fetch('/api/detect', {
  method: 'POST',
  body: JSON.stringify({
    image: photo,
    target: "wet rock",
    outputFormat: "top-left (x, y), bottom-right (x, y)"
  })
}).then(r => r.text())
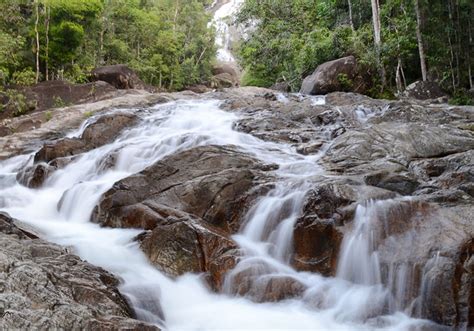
top-left (186, 84), bottom-right (211, 94)
top-left (300, 56), bottom-right (363, 95)
top-left (33, 112), bottom-right (138, 165)
top-left (364, 171), bottom-right (420, 195)
top-left (371, 201), bottom-right (474, 328)
top-left (140, 216), bottom-right (238, 289)
top-left (211, 63), bottom-right (240, 88)
top-left (211, 73), bottom-right (237, 88)
top-left (225, 262), bottom-right (306, 302)
top-left (287, 183), bottom-right (358, 275)
top-left (34, 138), bottom-right (86, 163)
top-left (92, 145), bottom-right (272, 233)
top-left (270, 82), bottom-right (291, 92)
top-left (0, 213), bottom-right (158, 330)
top-left (16, 162), bottom-right (53, 188)
top-left (293, 218), bottom-right (343, 276)
top-left (91, 65), bottom-right (146, 90)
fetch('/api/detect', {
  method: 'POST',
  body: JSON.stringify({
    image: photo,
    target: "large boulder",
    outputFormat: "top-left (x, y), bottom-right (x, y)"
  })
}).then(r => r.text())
top-left (300, 56), bottom-right (363, 95)
top-left (92, 145), bottom-right (273, 233)
top-left (91, 65), bottom-right (145, 90)
top-left (92, 145), bottom-right (273, 288)
top-left (0, 80), bottom-right (118, 121)
top-left (402, 81), bottom-right (447, 101)
top-left (210, 63), bottom-right (240, 88)
top-left (0, 213), bottom-right (158, 330)
top-left (28, 111), bottom-right (136, 170)
top-left (15, 112), bottom-right (138, 188)
top-left (139, 216), bottom-right (239, 291)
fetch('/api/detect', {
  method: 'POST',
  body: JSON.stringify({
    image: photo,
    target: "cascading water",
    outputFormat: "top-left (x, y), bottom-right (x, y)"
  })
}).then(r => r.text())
top-left (0, 98), bottom-right (437, 330)
top-left (211, 0), bottom-right (244, 62)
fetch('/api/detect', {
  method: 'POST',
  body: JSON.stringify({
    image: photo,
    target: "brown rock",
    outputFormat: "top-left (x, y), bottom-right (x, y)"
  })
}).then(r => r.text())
top-left (300, 56), bottom-right (363, 95)
top-left (140, 217), bottom-right (238, 290)
top-left (292, 218), bottom-right (343, 276)
top-left (33, 112), bottom-right (137, 164)
top-left (91, 65), bottom-right (145, 90)
top-left (92, 145), bottom-right (272, 233)
top-left (226, 263), bottom-right (306, 302)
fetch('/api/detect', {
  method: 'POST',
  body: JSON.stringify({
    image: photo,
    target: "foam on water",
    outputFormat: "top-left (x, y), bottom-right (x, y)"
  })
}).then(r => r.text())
top-left (0, 99), bottom-right (433, 330)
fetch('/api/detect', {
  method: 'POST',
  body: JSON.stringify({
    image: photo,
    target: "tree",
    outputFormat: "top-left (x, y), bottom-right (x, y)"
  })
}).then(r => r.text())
top-left (34, 0), bottom-right (40, 83)
top-left (414, 0), bottom-right (427, 81)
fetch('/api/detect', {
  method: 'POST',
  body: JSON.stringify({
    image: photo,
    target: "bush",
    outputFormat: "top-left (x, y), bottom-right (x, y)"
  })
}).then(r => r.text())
top-left (337, 73), bottom-right (353, 91)
top-left (449, 89), bottom-right (474, 106)
top-left (53, 96), bottom-right (66, 108)
top-left (2, 90), bottom-right (31, 116)
top-left (241, 68), bottom-right (273, 88)
top-left (11, 68), bottom-right (36, 86)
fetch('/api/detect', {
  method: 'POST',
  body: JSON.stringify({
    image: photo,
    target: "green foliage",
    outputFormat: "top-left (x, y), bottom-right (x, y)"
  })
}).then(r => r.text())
top-left (44, 110), bottom-right (52, 121)
top-left (0, 0), bottom-right (215, 91)
top-left (3, 90), bottom-right (30, 116)
top-left (237, 0), bottom-right (473, 97)
top-left (52, 95), bottom-right (66, 108)
top-left (241, 68), bottom-right (274, 88)
top-left (0, 30), bottom-right (25, 84)
top-left (449, 90), bottom-right (474, 106)
top-left (11, 68), bottom-right (36, 86)
top-left (337, 73), bottom-right (353, 91)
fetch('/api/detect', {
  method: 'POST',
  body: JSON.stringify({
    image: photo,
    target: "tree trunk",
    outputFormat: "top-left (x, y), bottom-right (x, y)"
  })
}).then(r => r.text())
top-left (34, 0), bottom-right (40, 83)
top-left (414, 0), bottom-right (427, 81)
top-left (371, 0), bottom-right (385, 89)
top-left (347, 0), bottom-right (354, 31)
top-left (469, 14), bottom-right (473, 89)
top-left (173, 0), bottom-right (180, 32)
top-left (45, 6), bottom-right (50, 81)
top-left (447, 0), bottom-right (457, 89)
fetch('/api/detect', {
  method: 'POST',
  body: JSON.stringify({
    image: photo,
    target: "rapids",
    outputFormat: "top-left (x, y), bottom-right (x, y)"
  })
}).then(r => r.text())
top-left (0, 99), bottom-right (437, 330)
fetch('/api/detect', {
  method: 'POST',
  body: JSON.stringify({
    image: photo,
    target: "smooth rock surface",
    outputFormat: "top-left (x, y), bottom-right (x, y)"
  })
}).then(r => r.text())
top-left (0, 213), bottom-right (158, 330)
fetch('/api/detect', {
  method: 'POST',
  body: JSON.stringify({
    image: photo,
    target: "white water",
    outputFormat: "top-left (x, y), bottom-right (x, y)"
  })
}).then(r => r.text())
top-left (0, 99), bottom-right (434, 330)
top-left (211, 0), bottom-right (244, 62)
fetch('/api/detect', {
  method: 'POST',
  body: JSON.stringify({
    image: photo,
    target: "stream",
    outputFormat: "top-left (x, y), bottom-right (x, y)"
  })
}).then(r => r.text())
top-left (0, 98), bottom-right (438, 330)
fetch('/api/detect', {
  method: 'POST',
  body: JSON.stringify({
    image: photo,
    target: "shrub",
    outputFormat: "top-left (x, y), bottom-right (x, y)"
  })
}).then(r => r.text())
top-left (12, 68), bottom-right (36, 86)
top-left (449, 89), bottom-right (474, 106)
top-left (53, 96), bottom-right (66, 108)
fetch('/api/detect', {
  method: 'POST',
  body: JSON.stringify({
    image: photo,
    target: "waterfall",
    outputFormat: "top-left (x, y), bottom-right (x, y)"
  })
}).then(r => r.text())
top-left (211, 0), bottom-right (245, 63)
top-left (0, 99), bottom-right (436, 330)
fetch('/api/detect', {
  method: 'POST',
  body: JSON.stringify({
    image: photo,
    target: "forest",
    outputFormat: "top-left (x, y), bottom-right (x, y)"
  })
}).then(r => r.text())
top-left (0, 0), bottom-right (473, 103)
top-left (0, 1), bottom-right (474, 330)
top-left (0, 0), bottom-right (215, 90)
top-left (238, 0), bottom-right (473, 101)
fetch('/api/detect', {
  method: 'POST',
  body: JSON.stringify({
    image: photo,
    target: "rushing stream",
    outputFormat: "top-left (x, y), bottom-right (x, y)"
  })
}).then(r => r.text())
top-left (0, 99), bottom-right (437, 330)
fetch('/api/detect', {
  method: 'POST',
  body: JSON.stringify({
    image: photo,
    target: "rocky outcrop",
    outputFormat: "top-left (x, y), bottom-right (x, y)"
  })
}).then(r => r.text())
top-left (4, 86), bottom-right (474, 327)
top-left (92, 145), bottom-right (273, 233)
top-left (92, 145), bottom-right (274, 288)
top-left (0, 213), bottom-right (158, 330)
top-left (16, 112), bottom-right (139, 187)
top-left (91, 65), bottom-right (146, 90)
top-left (299, 56), bottom-right (365, 95)
top-left (210, 63), bottom-right (240, 88)
top-left (139, 216), bottom-right (239, 291)
top-left (402, 81), bottom-right (447, 101)
top-left (0, 91), bottom-right (171, 160)
top-left (0, 81), bottom-right (119, 122)
top-left (214, 87), bottom-right (473, 325)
